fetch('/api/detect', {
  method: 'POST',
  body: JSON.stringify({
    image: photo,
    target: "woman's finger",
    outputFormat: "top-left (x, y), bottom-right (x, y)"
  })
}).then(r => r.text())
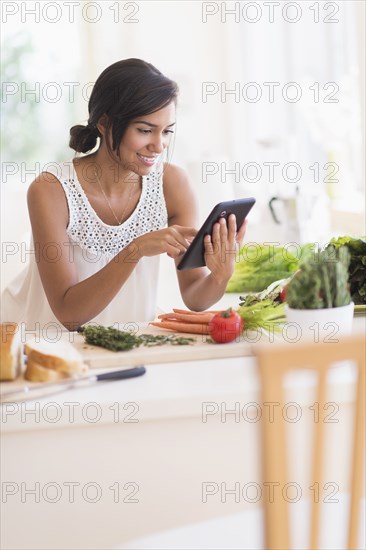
top-left (236, 219), bottom-right (248, 245)
top-left (227, 213), bottom-right (237, 242)
top-left (203, 234), bottom-right (214, 257)
top-left (219, 217), bottom-right (228, 243)
top-left (169, 235), bottom-right (188, 251)
top-left (211, 221), bottom-right (221, 244)
top-left (167, 240), bottom-right (185, 258)
top-left (170, 226), bottom-right (196, 249)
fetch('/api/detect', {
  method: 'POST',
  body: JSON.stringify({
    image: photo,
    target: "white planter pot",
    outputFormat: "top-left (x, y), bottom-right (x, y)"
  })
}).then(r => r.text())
top-left (284, 302), bottom-right (354, 342)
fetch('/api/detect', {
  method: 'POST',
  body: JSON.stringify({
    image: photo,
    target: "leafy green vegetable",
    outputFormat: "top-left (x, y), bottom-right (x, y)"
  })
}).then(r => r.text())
top-left (138, 334), bottom-right (195, 346)
top-left (329, 236), bottom-right (366, 305)
top-left (78, 325), bottom-right (195, 352)
top-left (226, 243), bottom-right (314, 293)
top-left (239, 277), bottom-right (292, 305)
top-left (286, 245), bottom-right (351, 309)
top-left (238, 298), bottom-right (286, 332)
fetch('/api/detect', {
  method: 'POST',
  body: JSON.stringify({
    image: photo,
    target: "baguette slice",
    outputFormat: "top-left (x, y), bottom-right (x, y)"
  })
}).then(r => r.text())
top-left (25, 338), bottom-right (88, 376)
top-left (0, 323), bottom-right (23, 381)
top-left (24, 360), bottom-right (68, 383)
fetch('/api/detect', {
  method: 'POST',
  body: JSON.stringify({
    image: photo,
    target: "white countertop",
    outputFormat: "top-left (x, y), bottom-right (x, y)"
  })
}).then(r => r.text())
top-left (1, 307), bottom-right (364, 550)
top-left (1, 288), bottom-right (364, 433)
top-left (1, 342), bottom-right (362, 433)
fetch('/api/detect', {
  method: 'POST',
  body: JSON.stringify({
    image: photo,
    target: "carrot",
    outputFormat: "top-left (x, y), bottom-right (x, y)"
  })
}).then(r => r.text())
top-left (149, 321), bottom-right (211, 335)
top-left (157, 315), bottom-right (179, 320)
top-left (158, 312), bottom-right (215, 323)
top-left (172, 308), bottom-right (222, 315)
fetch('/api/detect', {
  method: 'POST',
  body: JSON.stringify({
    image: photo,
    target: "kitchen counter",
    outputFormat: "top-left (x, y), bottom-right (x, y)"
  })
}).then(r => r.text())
top-left (1, 313), bottom-right (365, 550)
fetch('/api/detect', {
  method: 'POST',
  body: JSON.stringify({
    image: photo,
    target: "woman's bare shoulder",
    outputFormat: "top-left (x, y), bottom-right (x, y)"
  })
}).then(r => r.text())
top-left (27, 171), bottom-right (68, 222)
top-left (27, 171), bottom-right (64, 196)
top-left (162, 162), bottom-right (190, 186)
top-left (27, 171), bottom-right (69, 203)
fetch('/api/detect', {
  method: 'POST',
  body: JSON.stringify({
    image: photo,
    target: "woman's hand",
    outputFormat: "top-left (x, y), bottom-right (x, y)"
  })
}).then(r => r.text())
top-left (132, 225), bottom-right (198, 260)
top-left (203, 214), bottom-right (247, 284)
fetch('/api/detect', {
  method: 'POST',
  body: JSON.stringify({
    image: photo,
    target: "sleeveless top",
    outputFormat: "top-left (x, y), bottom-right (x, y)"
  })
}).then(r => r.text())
top-left (1, 161), bottom-right (168, 331)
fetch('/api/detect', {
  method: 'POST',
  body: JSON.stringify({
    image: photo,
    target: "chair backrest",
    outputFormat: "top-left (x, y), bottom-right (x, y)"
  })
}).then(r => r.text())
top-left (255, 334), bottom-right (365, 550)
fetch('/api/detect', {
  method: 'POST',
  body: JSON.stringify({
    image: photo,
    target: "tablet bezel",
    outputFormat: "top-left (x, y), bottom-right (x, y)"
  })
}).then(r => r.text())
top-left (177, 198), bottom-right (256, 271)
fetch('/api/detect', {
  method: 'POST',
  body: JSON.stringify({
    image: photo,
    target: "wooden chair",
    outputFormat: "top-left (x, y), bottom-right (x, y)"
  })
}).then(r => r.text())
top-left (115, 335), bottom-right (365, 550)
top-left (255, 334), bottom-right (365, 550)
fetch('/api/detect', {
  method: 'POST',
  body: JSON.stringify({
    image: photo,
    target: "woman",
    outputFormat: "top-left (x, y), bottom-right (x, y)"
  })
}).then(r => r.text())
top-left (2, 59), bottom-right (247, 331)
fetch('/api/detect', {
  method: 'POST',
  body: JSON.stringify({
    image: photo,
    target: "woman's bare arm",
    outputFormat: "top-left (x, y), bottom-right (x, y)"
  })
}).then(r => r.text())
top-left (28, 172), bottom-right (196, 330)
top-left (163, 164), bottom-right (247, 311)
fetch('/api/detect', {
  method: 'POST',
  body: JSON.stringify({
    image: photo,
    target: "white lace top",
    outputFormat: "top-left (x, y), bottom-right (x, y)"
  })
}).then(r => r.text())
top-left (1, 161), bottom-right (168, 330)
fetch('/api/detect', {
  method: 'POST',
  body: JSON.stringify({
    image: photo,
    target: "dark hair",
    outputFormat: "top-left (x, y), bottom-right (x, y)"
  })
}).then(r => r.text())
top-left (69, 58), bottom-right (178, 155)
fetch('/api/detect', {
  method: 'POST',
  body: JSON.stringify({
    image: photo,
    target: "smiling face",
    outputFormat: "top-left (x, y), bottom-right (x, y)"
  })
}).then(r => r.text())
top-left (117, 102), bottom-right (176, 176)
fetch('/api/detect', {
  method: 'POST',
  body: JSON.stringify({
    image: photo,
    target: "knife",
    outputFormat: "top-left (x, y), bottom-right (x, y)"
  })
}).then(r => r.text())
top-left (0, 366), bottom-right (146, 402)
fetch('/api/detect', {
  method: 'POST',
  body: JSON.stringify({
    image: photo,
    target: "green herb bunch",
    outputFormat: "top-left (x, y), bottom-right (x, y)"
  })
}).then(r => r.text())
top-left (78, 325), bottom-right (194, 352)
top-left (286, 245), bottom-right (352, 309)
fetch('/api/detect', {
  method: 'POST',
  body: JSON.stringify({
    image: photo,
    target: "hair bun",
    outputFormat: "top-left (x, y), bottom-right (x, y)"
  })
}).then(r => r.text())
top-left (69, 124), bottom-right (99, 153)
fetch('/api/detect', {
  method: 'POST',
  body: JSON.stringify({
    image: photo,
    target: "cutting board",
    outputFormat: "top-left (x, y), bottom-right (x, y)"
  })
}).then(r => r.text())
top-left (57, 323), bottom-right (275, 368)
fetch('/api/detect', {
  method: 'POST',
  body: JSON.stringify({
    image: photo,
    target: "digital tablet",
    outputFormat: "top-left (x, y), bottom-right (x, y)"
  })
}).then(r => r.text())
top-left (177, 198), bottom-right (256, 271)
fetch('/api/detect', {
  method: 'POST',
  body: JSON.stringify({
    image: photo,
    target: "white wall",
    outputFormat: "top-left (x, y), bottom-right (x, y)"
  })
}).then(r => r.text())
top-left (1, 1), bottom-right (365, 310)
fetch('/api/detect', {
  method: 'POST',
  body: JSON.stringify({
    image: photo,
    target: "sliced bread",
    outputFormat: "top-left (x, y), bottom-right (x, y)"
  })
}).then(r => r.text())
top-left (24, 338), bottom-right (88, 377)
top-left (0, 323), bottom-right (23, 381)
top-left (24, 360), bottom-right (68, 382)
